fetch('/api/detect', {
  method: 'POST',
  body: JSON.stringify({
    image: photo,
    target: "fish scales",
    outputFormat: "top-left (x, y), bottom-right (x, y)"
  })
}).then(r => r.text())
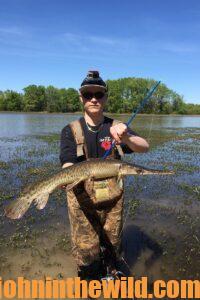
top-left (4, 159), bottom-right (173, 220)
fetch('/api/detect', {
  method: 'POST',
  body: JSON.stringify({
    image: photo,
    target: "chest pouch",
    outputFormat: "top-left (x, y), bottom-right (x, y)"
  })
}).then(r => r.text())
top-left (84, 177), bottom-right (123, 204)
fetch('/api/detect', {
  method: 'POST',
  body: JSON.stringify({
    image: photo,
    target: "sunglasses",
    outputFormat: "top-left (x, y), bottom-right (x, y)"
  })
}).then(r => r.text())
top-left (81, 91), bottom-right (106, 100)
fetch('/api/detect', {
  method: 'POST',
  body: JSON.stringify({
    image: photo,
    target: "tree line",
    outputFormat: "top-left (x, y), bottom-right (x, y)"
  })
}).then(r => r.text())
top-left (0, 78), bottom-right (199, 114)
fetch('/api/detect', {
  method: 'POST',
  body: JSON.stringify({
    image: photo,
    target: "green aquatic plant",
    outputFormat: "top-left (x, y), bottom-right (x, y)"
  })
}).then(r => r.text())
top-left (173, 163), bottom-right (200, 173)
top-left (34, 133), bottom-right (59, 143)
top-left (0, 161), bottom-right (9, 170)
top-left (129, 198), bottom-right (140, 217)
top-left (179, 183), bottom-right (200, 200)
top-left (56, 233), bottom-right (71, 252)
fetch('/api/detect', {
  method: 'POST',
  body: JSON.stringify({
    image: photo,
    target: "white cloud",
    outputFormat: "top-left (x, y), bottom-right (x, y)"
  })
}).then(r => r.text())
top-left (159, 42), bottom-right (199, 54)
top-left (0, 26), bottom-right (24, 36)
top-left (60, 32), bottom-right (123, 47)
top-left (88, 35), bottom-right (117, 46)
top-left (59, 31), bottom-right (200, 56)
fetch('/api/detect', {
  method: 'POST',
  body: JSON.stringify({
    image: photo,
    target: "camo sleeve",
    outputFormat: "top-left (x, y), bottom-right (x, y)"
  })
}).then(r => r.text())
top-left (60, 125), bottom-right (78, 166)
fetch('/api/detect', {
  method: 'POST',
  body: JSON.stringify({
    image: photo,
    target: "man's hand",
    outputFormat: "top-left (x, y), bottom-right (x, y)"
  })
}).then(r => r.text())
top-left (110, 122), bottom-right (149, 153)
top-left (110, 123), bottom-right (128, 144)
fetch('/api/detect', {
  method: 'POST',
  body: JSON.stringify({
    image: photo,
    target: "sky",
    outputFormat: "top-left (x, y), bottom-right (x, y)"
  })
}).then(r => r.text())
top-left (0, 0), bottom-right (200, 104)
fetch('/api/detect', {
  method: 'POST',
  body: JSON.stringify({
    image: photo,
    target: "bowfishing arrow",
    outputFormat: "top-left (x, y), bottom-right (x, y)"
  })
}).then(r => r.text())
top-left (103, 80), bottom-right (161, 159)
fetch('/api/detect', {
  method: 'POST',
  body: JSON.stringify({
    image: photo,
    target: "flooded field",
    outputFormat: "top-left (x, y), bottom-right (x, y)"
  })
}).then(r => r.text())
top-left (0, 113), bottom-right (199, 288)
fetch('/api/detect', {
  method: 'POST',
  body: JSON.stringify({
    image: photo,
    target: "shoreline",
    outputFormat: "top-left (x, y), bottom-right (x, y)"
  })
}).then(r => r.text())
top-left (0, 111), bottom-right (199, 117)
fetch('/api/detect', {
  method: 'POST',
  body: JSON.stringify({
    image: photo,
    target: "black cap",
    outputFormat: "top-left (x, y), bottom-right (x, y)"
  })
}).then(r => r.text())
top-left (79, 70), bottom-right (107, 92)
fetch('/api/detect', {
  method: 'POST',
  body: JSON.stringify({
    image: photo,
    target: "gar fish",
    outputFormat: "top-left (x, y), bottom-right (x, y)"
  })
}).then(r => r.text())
top-left (5, 158), bottom-right (173, 220)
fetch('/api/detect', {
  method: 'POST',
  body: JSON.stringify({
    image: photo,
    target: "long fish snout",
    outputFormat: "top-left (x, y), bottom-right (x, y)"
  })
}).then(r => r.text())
top-left (120, 163), bottom-right (138, 176)
top-left (120, 162), bottom-right (175, 176)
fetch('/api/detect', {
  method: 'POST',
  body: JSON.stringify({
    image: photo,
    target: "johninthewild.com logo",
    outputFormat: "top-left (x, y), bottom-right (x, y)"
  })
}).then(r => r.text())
top-left (0, 276), bottom-right (199, 299)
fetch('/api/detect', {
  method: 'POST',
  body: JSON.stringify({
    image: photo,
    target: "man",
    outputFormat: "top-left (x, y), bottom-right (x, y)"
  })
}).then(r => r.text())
top-left (60, 71), bottom-right (149, 280)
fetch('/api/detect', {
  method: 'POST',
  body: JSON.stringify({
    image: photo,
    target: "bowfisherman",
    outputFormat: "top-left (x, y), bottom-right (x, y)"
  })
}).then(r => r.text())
top-left (60, 71), bottom-right (149, 280)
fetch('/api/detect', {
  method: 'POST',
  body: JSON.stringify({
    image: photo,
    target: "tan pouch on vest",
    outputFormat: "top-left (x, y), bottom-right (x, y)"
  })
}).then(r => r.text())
top-left (84, 177), bottom-right (123, 204)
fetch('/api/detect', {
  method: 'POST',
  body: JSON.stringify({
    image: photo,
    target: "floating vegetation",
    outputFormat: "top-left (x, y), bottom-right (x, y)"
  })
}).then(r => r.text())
top-left (56, 233), bottom-right (71, 252)
top-left (129, 199), bottom-right (140, 218)
top-left (0, 114), bottom-right (199, 280)
top-left (172, 163), bottom-right (200, 173)
top-left (34, 133), bottom-right (60, 143)
top-left (0, 161), bottom-right (10, 170)
top-left (179, 183), bottom-right (200, 200)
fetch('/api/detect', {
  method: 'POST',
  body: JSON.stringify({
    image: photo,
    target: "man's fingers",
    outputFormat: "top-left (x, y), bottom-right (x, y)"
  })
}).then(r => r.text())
top-left (110, 123), bottom-right (128, 144)
top-left (110, 127), bottom-right (121, 144)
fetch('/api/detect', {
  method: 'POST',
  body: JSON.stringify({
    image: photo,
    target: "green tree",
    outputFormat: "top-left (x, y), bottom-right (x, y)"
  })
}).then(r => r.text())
top-left (181, 103), bottom-right (200, 115)
top-left (45, 86), bottom-right (60, 112)
top-left (23, 85), bottom-right (46, 111)
top-left (106, 80), bottom-right (124, 113)
top-left (3, 90), bottom-right (23, 111)
top-left (0, 91), bottom-right (5, 111)
top-left (106, 78), bottom-right (184, 114)
top-left (59, 88), bottom-right (80, 112)
top-left (0, 77), bottom-right (198, 114)
top-left (171, 92), bottom-right (185, 113)
top-left (65, 88), bottom-right (80, 112)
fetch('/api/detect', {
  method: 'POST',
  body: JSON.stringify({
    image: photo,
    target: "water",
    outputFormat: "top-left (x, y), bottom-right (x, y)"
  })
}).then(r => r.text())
top-left (0, 112), bottom-right (199, 284)
top-left (0, 113), bottom-right (199, 138)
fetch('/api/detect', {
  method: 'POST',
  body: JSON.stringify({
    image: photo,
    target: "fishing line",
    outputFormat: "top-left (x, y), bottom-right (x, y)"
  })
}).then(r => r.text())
top-left (119, 91), bottom-right (160, 259)
top-left (104, 81), bottom-right (161, 278)
top-left (103, 81), bottom-right (161, 159)
top-left (147, 92), bottom-right (159, 144)
top-left (105, 81), bottom-right (161, 242)
top-left (147, 114), bottom-right (154, 143)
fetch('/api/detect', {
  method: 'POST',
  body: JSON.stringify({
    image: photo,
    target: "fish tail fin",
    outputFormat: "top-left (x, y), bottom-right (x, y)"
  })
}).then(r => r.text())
top-left (4, 196), bottom-right (33, 220)
top-left (34, 193), bottom-right (50, 210)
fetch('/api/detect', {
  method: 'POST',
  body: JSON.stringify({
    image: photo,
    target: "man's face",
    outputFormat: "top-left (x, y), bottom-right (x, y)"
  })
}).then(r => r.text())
top-left (79, 86), bottom-right (107, 115)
